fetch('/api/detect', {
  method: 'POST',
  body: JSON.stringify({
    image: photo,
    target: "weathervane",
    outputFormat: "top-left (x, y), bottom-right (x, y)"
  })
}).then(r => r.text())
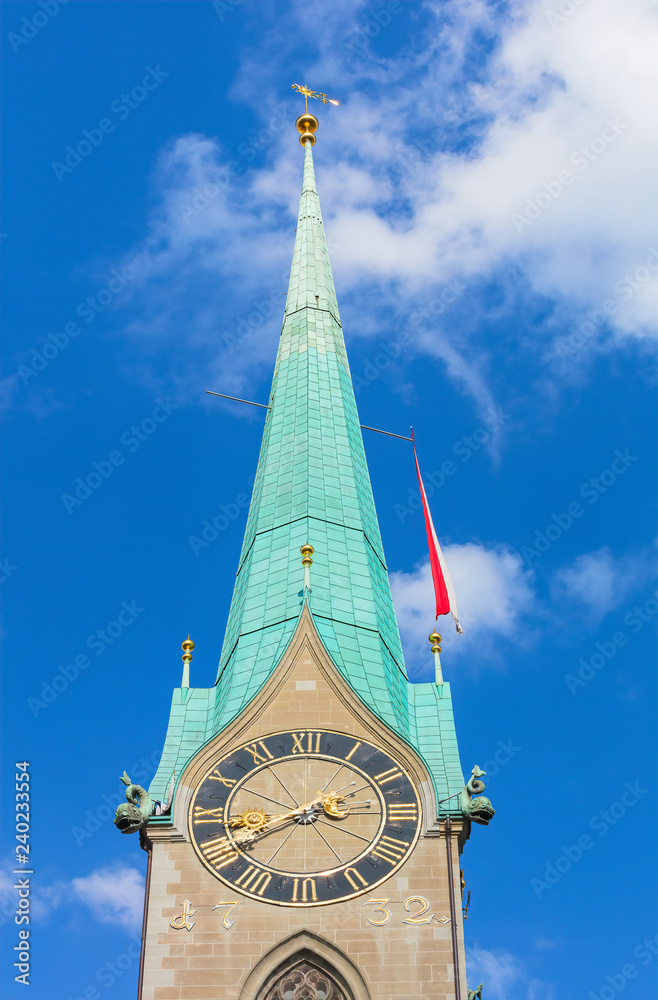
top-left (291, 84), bottom-right (340, 146)
top-left (291, 83), bottom-right (340, 113)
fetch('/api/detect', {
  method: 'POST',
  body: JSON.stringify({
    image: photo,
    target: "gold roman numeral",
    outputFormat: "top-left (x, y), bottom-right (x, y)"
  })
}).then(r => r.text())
top-left (345, 741), bottom-right (361, 761)
top-left (374, 767), bottom-right (402, 786)
top-left (201, 836), bottom-right (239, 868)
top-left (291, 732), bottom-right (322, 753)
top-left (372, 835), bottom-right (408, 865)
top-left (233, 866), bottom-right (272, 896)
top-left (388, 803), bottom-right (418, 821)
top-left (344, 867), bottom-right (368, 891)
top-left (244, 740), bottom-right (274, 764)
top-left (291, 877), bottom-right (317, 902)
top-left (193, 806), bottom-right (224, 824)
top-left (208, 770), bottom-right (236, 787)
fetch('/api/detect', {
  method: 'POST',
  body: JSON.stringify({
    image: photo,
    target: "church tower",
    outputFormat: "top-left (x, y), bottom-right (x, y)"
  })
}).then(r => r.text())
top-left (115, 106), bottom-right (493, 1000)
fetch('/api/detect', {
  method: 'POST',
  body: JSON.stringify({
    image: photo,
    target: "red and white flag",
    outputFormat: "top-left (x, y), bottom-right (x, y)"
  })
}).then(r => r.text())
top-left (412, 437), bottom-right (463, 634)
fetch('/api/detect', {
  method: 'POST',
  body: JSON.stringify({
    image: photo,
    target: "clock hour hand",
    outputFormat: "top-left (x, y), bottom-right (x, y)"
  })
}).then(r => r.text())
top-left (228, 803), bottom-right (309, 843)
top-left (228, 808), bottom-right (272, 830)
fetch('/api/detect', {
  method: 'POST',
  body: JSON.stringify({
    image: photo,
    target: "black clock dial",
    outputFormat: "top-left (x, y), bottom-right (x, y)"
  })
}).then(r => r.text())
top-left (189, 729), bottom-right (422, 906)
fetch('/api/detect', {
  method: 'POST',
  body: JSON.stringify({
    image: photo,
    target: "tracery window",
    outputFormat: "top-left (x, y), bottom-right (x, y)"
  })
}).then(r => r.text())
top-left (261, 960), bottom-right (348, 1000)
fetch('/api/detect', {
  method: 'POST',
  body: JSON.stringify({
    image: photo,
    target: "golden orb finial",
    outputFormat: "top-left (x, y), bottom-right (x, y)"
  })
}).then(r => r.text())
top-left (296, 113), bottom-right (318, 135)
top-left (429, 631), bottom-right (443, 685)
top-left (296, 113), bottom-right (318, 146)
top-left (301, 543), bottom-right (314, 595)
top-left (429, 631), bottom-right (442, 654)
top-left (181, 636), bottom-right (194, 689)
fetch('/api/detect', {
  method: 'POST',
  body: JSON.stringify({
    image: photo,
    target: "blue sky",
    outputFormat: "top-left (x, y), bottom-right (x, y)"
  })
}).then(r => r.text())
top-left (1, 1), bottom-right (657, 998)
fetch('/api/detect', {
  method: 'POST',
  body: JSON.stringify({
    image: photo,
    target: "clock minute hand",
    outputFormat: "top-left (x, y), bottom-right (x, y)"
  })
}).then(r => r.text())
top-left (308, 790), bottom-right (350, 819)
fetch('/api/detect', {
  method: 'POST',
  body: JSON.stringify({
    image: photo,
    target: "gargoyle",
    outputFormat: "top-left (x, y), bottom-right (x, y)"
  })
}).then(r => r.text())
top-left (467, 984), bottom-right (483, 1000)
top-left (114, 771), bottom-right (174, 834)
top-left (460, 766), bottom-right (495, 826)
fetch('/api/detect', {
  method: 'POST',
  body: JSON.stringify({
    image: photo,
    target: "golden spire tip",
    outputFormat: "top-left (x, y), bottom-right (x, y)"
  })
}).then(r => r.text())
top-left (291, 83), bottom-right (340, 145)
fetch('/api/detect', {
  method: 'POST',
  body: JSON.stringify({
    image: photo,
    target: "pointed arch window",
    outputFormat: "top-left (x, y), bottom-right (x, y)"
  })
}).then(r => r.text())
top-left (259, 959), bottom-right (349, 1000)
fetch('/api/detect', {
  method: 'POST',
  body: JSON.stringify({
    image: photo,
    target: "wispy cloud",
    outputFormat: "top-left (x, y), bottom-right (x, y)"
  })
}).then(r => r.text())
top-left (390, 542), bottom-right (537, 672)
top-left (551, 544), bottom-right (657, 622)
top-left (89, 0), bottom-right (655, 422)
top-left (233, 0), bottom-right (658, 331)
top-left (466, 943), bottom-right (554, 1000)
top-left (72, 864), bottom-right (144, 931)
top-left (0, 860), bottom-right (144, 932)
top-left (0, 859), bottom-right (67, 927)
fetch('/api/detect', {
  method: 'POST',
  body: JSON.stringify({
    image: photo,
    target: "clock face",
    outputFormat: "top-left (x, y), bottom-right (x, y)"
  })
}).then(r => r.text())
top-left (189, 729), bottom-right (422, 906)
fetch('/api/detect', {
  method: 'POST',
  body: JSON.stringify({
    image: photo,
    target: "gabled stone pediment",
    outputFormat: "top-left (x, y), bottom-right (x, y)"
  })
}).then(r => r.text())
top-left (149, 605), bottom-right (439, 846)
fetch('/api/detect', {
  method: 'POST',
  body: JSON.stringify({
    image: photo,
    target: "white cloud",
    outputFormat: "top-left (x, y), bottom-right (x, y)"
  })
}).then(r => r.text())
top-left (0, 859), bottom-right (67, 927)
top-left (551, 545), bottom-right (656, 620)
top-left (0, 373), bottom-right (68, 419)
top-left (0, 859), bottom-right (144, 931)
top-left (390, 542), bottom-right (536, 671)
top-left (112, 131), bottom-right (295, 403)
top-left (72, 864), bottom-right (144, 932)
top-left (251, 0), bottom-right (658, 338)
top-left (330, 0), bottom-right (658, 335)
top-left (84, 0), bottom-right (657, 418)
top-left (466, 944), bottom-right (554, 1000)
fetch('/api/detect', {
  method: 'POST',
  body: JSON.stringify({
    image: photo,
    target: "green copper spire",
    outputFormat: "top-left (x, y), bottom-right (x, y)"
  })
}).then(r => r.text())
top-left (149, 127), bottom-right (465, 812)
top-left (212, 136), bottom-right (409, 733)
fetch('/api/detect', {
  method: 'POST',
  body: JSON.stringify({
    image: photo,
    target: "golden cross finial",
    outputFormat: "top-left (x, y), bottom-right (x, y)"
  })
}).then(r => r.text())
top-left (291, 83), bottom-right (340, 114)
